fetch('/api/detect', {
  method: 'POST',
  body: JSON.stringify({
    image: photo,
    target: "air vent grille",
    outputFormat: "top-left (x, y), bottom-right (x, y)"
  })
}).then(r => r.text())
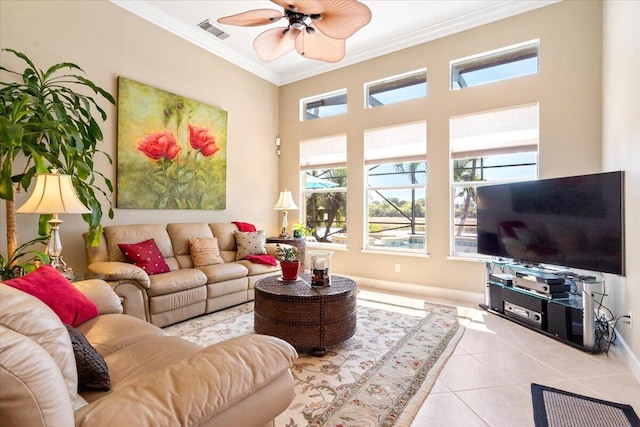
top-left (198, 19), bottom-right (230, 40)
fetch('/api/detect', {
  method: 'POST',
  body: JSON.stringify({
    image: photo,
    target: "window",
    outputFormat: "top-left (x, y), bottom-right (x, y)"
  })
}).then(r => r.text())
top-left (300, 135), bottom-right (347, 245)
top-left (365, 69), bottom-right (427, 108)
top-left (451, 40), bottom-right (539, 90)
top-left (364, 121), bottom-right (427, 252)
top-left (300, 89), bottom-right (347, 121)
top-left (450, 103), bottom-right (539, 256)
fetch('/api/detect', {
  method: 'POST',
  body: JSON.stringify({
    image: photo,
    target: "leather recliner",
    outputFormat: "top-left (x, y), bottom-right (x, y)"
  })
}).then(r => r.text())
top-left (0, 279), bottom-right (298, 427)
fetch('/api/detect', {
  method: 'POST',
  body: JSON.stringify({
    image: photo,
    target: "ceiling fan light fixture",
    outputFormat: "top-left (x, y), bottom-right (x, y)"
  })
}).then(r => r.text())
top-left (218, 0), bottom-right (370, 63)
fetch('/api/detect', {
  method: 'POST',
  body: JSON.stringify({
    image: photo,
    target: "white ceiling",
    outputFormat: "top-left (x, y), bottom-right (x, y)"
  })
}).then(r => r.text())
top-left (111, 0), bottom-right (557, 86)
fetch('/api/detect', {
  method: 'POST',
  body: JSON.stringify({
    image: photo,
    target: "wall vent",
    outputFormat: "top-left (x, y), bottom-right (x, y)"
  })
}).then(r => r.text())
top-left (197, 19), bottom-right (230, 40)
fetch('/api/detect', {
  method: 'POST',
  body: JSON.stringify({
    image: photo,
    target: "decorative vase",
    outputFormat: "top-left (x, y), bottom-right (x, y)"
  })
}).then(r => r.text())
top-left (280, 261), bottom-right (300, 281)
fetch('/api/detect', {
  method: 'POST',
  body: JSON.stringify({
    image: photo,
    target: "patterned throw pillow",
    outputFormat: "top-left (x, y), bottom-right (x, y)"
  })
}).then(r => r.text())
top-left (3, 265), bottom-right (99, 327)
top-left (117, 239), bottom-right (170, 275)
top-left (189, 237), bottom-right (224, 267)
top-left (235, 230), bottom-right (267, 260)
top-left (65, 324), bottom-right (111, 391)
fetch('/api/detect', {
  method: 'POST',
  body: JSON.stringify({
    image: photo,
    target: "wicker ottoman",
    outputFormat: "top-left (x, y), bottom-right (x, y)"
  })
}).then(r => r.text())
top-left (254, 274), bottom-right (357, 356)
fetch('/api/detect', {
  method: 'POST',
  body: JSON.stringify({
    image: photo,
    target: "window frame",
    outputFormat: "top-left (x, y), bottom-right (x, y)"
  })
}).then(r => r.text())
top-left (300, 134), bottom-right (348, 247)
top-left (450, 39), bottom-right (539, 90)
top-left (364, 68), bottom-right (427, 109)
top-left (299, 88), bottom-right (347, 121)
top-left (449, 104), bottom-right (539, 258)
top-left (363, 121), bottom-right (428, 254)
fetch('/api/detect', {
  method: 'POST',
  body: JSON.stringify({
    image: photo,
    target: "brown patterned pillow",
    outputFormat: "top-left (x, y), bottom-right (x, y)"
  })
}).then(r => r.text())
top-left (189, 237), bottom-right (224, 267)
top-left (65, 324), bottom-right (110, 391)
top-left (234, 230), bottom-right (267, 260)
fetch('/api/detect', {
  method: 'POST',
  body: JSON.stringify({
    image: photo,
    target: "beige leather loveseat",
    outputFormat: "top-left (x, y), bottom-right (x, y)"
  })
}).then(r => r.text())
top-left (0, 279), bottom-right (298, 427)
top-left (85, 223), bottom-right (283, 326)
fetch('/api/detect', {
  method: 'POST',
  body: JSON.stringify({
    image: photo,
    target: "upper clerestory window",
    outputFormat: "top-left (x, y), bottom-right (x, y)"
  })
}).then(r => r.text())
top-left (365, 69), bottom-right (427, 108)
top-left (300, 89), bottom-right (347, 121)
top-left (451, 40), bottom-right (539, 90)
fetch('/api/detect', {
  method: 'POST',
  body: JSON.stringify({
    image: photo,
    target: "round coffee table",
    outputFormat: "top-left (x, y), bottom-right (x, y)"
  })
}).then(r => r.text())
top-left (254, 273), bottom-right (357, 356)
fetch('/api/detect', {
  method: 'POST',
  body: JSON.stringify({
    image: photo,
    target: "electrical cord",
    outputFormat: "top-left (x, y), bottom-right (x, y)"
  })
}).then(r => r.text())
top-left (604, 315), bottom-right (631, 354)
top-left (592, 291), bottom-right (615, 321)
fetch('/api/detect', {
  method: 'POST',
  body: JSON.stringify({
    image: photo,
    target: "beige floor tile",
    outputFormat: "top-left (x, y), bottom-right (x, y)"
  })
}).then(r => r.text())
top-left (456, 327), bottom-right (517, 354)
top-left (456, 386), bottom-right (535, 427)
top-left (493, 324), bottom-right (566, 351)
top-left (411, 392), bottom-right (488, 427)
top-left (471, 309), bottom-right (520, 331)
top-left (471, 350), bottom-right (569, 385)
top-left (577, 373), bottom-right (640, 412)
top-left (437, 354), bottom-right (515, 391)
top-left (515, 379), bottom-right (606, 401)
top-left (430, 379), bottom-right (452, 394)
top-left (526, 344), bottom-right (624, 379)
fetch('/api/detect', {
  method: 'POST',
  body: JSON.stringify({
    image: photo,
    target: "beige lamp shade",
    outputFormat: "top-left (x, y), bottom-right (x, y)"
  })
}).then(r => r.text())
top-left (274, 190), bottom-right (298, 238)
top-left (17, 172), bottom-right (91, 214)
top-left (273, 190), bottom-right (299, 211)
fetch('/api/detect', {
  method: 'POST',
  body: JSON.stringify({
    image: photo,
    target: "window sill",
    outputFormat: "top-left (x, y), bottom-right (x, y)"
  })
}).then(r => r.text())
top-left (361, 249), bottom-right (430, 258)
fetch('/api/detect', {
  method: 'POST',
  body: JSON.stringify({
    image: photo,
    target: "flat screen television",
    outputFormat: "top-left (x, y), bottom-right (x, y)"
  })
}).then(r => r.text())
top-left (476, 171), bottom-right (625, 275)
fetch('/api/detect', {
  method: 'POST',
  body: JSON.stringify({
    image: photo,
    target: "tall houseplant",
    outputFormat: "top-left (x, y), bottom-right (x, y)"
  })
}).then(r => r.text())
top-left (0, 49), bottom-right (115, 262)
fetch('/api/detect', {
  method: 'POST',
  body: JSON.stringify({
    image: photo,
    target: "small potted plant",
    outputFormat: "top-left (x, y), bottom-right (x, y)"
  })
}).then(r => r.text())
top-left (275, 244), bottom-right (299, 281)
top-left (292, 223), bottom-right (315, 240)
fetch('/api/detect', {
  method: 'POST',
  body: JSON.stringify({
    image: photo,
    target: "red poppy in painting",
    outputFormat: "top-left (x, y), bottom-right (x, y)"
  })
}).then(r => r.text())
top-left (188, 124), bottom-right (220, 157)
top-left (137, 131), bottom-right (181, 160)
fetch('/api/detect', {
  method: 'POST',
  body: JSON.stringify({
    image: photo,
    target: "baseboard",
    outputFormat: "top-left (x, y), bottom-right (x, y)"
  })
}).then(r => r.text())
top-left (610, 332), bottom-right (640, 384)
top-left (347, 275), bottom-right (485, 306)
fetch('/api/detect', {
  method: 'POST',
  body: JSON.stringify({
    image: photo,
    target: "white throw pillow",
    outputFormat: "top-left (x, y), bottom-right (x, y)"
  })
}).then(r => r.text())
top-left (234, 230), bottom-right (267, 260)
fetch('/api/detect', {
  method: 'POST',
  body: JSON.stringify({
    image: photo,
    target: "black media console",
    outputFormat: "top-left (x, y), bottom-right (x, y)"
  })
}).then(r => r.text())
top-left (481, 261), bottom-right (604, 353)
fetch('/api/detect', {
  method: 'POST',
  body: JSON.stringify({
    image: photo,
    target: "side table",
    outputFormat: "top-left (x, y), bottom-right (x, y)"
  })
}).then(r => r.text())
top-left (266, 236), bottom-right (305, 273)
top-left (254, 274), bottom-right (357, 356)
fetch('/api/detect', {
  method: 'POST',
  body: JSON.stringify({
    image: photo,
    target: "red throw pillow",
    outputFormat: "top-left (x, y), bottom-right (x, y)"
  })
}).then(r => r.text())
top-left (118, 239), bottom-right (170, 275)
top-left (3, 265), bottom-right (99, 327)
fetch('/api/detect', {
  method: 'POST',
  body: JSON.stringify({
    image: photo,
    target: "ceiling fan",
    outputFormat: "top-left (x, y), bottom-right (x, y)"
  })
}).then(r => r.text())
top-left (217, 0), bottom-right (372, 63)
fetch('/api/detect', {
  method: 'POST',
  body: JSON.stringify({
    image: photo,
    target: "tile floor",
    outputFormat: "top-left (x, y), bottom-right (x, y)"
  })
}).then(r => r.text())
top-left (359, 287), bottom-right (640, 427)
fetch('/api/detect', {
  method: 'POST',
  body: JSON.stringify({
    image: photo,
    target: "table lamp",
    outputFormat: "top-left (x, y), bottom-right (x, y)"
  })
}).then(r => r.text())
top-left (273, 190), bottom-right (298, 238)
top-left (17, 169), bottom-right (91, 278)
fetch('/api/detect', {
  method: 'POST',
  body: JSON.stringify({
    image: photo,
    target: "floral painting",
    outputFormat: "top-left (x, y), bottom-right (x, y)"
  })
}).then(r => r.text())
top-left (117, 77), bottom-right (227, 209)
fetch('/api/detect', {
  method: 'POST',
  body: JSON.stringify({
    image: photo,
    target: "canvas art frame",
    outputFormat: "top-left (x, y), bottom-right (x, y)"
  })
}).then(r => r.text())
top-left (117, 77), bottom-right (227, 209)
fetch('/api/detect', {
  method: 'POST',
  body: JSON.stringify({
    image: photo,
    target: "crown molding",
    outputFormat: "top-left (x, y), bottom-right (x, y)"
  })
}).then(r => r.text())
top-left (278, 1), bottom-right (559, 85)
top-left (110, 0), bottom-right (282, 85)
top-left (111, 0), bottom-right (559, 87)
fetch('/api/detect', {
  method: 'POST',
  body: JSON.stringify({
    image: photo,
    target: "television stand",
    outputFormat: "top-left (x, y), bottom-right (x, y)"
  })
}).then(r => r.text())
top-left (481, 261), bottom-right (604, 353)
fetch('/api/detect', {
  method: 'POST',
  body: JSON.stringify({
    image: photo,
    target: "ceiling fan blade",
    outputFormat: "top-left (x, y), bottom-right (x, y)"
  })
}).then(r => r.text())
top-left (294, 30), bottom-right (345, 63)
top-left (312, 0), bottom-right (372, 39)
top-left (254, 27), bottom-right (299, 62)
top-left (271, 0), bottom-right (325, 15)
top-left (217, 9), bottom-right (283, 27)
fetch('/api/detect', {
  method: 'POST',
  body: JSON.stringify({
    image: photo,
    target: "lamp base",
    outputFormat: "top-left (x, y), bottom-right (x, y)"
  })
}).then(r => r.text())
top-left (50, 255), bottom-right (75, 281)
top-left (279, 228), bottom-right (291, 239)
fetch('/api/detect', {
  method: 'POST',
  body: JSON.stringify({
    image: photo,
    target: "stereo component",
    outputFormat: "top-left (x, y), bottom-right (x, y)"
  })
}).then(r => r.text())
top-left (504, 301), bottom-right (543, 327)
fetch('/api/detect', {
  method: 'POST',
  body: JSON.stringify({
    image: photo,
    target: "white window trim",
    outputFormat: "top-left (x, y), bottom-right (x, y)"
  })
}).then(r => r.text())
top-left (364, 68), bottom-right (427, 109)
top-left (299, 88), bottom-right (347, 122)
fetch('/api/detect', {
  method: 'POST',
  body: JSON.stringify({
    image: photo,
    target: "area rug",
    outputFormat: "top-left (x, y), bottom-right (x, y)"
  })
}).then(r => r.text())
top-left (165, 293), bottom-right (464, 427)
top-left (531, 383), bottom-right (640, 427)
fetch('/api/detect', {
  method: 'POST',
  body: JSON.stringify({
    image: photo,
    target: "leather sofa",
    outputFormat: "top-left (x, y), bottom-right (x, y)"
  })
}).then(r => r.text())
top-left (85, 223), bottom-right (284, 327)
top-left (0, 279), bottom-right (298, 427)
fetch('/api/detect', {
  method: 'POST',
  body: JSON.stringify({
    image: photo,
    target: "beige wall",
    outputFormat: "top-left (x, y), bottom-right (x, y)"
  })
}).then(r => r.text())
top-left (0, 0), bottom-right (281, 275)
top-left (602, 0), bottom-right (640, 367)
top-left (278, 1), bottom-right (603, 295)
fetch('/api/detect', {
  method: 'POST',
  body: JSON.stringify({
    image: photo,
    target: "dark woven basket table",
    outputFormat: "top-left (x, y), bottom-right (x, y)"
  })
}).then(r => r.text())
top-left (254, 273), bottom-right (357, 356)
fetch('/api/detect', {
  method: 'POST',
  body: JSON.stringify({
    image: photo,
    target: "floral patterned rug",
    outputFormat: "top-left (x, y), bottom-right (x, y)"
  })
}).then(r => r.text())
top-left (165, 291), bottom-right (464, 427)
